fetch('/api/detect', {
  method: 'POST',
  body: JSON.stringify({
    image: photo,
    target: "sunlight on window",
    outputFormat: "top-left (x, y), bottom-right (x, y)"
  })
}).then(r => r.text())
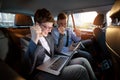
top-left (0, 12), bottom-right (15, 27)
top-left (78, 12), bottom-right (97, 25)
top-left (68, 11), bottom-right (97, 30)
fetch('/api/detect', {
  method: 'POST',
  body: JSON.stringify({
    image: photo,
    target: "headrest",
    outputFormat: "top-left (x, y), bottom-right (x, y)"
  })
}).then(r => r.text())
top-left (15, 14), bottom-right (33, 26)
top-left (109, 0), bottom-right (120, 19)
top-left (93, 14), bottom-right (104, 26)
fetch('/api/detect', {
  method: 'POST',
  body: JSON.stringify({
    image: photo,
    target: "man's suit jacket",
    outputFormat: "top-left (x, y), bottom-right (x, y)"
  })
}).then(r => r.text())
top-left (21, 34), bottom-right (55, 75)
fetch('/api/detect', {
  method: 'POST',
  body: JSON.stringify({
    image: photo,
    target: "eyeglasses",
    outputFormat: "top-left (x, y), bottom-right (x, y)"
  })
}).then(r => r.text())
top-left (42, 25), bottom-right (53, 30)
top-left (39, 24), bottom-right (53, 30)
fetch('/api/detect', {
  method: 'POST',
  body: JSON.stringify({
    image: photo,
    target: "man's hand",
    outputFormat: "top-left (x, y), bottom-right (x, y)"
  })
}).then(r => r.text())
top-left (58, 26), bottom-right (65, 35)
top-left (30, 24), bottom-right (43, 44)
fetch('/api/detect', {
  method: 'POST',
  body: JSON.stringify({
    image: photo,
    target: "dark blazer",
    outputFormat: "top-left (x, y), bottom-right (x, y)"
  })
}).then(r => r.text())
top-left (22, 34), bottom-right (55, 76)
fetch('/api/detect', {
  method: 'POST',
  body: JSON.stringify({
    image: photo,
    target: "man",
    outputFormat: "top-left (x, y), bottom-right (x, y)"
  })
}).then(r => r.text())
top-left (22, 8), bottom-right (97, 80)
top-left (51, 12), bottom-right (93, 63)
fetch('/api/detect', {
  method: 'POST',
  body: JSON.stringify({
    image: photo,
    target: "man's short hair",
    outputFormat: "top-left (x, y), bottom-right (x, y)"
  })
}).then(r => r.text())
top-left (34, 8), bottom-right (54, 24)
top-left (57, 12), bottom-right (67, 20)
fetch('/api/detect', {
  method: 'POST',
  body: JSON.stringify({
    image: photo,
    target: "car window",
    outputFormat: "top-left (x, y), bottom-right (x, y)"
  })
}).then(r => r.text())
top-left (68, 11), bottom-right (97, 31)
top-left (0, 13), bottom-right (15, 27)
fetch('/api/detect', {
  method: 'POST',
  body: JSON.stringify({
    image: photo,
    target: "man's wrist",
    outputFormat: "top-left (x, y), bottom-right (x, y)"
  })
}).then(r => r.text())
top-left (31, 38), bottom-right (39, 44)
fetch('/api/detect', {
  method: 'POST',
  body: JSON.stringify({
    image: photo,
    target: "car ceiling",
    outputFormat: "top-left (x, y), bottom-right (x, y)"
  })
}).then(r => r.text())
top-left (0, 0), bottom-right (115, 17)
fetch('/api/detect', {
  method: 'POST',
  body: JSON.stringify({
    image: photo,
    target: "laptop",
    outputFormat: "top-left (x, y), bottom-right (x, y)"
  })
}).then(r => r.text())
top-left (61, 41), bottom-right (84, 56)
top-left (37, 55), bottom-right (70, 75)
top-left (36, 41), bottom-right (82, 75)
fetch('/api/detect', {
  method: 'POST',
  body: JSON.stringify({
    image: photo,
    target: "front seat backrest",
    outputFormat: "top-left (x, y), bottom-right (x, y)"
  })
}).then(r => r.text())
top-left (106, 0), bottom-right (120, 79)
top-left (106, 26), bottom-right (120, 80)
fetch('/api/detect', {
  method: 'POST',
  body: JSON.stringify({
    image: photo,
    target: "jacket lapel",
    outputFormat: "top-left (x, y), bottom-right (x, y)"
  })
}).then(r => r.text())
top-left (45, 35), bottom-right (54, 57)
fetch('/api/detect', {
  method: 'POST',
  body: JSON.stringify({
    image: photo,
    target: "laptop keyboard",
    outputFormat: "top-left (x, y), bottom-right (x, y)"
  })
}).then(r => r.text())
top-left (49, 56), bottom-right (67, 71)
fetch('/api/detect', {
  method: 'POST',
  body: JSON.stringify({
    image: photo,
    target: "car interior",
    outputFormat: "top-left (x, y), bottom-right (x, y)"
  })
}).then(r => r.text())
top-left (0, 0), bottom-right (120, 80)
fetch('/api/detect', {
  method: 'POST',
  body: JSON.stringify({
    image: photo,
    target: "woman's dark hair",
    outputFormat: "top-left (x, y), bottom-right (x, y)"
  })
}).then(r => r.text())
top-left (34, 8), bottom-right (54, 24)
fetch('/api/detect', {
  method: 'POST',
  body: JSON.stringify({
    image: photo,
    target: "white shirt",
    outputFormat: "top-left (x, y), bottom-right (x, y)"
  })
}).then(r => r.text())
top-left (39, 36), bottom-right (50, 62)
